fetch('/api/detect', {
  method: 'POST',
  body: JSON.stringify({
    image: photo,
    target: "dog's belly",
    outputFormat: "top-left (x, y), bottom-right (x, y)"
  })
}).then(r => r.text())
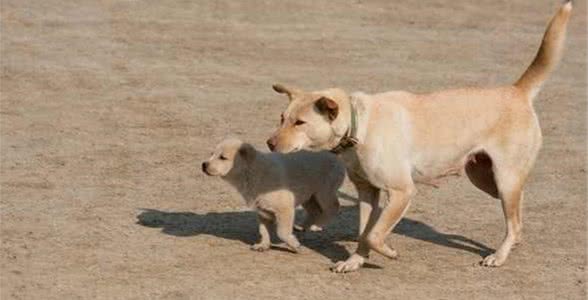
top-left (411, 151), bottom-right (477, 187)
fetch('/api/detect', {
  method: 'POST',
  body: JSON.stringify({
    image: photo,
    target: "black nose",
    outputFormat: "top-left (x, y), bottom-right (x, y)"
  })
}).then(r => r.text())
top-left (266, 138), bottom-right (276, 151)
top-left (201, 162), bottom-right (208, 172)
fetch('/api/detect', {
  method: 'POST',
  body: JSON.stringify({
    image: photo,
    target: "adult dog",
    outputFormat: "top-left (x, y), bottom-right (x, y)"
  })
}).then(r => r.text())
top-left (266, 1), bottom-right (572, 272)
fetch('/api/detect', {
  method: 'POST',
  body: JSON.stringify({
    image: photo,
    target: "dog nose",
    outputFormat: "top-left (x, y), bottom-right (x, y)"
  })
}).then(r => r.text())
top-left (266, 138), bottom-right (276, 151)
top-left (201, 162), bottom-right (208, 172)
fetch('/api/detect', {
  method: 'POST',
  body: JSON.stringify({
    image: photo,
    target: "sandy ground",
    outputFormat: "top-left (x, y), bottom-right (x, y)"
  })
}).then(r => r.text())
top-left (1, 0), bottom-right (586, 299)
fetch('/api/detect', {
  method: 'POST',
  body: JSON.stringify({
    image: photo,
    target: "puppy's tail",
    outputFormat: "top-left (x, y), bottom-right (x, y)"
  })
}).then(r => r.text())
top-left (514, 1), bottom-right (572, 100)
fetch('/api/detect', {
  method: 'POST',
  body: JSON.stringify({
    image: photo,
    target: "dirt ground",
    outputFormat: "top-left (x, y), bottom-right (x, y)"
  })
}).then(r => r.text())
top-left (1, 0), bottom-right (586, 299)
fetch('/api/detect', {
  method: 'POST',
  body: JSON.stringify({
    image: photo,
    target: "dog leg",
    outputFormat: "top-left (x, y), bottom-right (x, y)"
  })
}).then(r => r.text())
top-left (275, 208), bottom-right (301, 253)
top-left (306, 192), bottom-right (340, 230)
top-left (299, 197), bottom-right (324, 232)
top-left (332, 185), bottom-right (408, 272)
top-left (364, 188), bottom-right (412, 259)
top-left (331, 183), bottom-right (380, 273)
top-left (482, 177), bottom-right (524, 267)
top-left (357, 184), bottom-right (381, 237)
top-left (251, 215), bottom-right (272, 252)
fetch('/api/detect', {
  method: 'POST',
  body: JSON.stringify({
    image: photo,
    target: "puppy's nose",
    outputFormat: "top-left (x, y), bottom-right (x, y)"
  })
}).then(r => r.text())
top-left (201, 162), bottom-right (209, 172)
top-left (266, 138), bottom-right (276, 151)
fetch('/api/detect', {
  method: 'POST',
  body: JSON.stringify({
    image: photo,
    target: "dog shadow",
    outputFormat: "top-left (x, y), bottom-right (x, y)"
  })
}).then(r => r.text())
top-left (137, 207), bottom-right (354, 263)
top-left (137, 197), bottom-right (493, 264)
top-left (337, 191), bottom-right (494, 257)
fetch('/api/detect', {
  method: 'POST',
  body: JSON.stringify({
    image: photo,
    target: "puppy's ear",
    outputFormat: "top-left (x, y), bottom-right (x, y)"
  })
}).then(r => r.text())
top-left (315, 97), bottom-right (339, 121)
top-left (272, 84), bottom-right (300, 101)
top-left (238, 143), bottom-right (257, 162)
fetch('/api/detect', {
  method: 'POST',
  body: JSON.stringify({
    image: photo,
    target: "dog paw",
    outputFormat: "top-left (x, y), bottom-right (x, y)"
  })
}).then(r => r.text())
top-left (308, 225), bottom-right (323, 232)
top-left (286, 242), bottom-right (301, 253)
top-left (481, 253), bottom-right (506, 267)
top-left (293, 224), bottom-right (323, 232)
top-left (290, 246), bottom-right (306, 254)
top-left (331, 254), bottom-right (365, 273)
top-left (366, 234), bottom-right (398, 259)
top-left (250, 243), bottom-right (270, 252)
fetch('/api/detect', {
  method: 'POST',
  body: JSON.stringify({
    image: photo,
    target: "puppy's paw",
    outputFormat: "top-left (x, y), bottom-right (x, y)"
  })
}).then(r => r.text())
top-left (293, 224), bottom-right (322, 232)
top-left (480, 253), bottom-right (506, 267)
top-left (331, 254), bottom-right (365, 273)
top-left (289, 246), bottom-right (305, 254)
top-left (250, 243), bottom-right (270, 252)
top-left (308, 225), bottom-right (323, 232)
top-left (282, 237), bottom-right (301, 253)
top-left (286, 243), bottom-right (301, 254)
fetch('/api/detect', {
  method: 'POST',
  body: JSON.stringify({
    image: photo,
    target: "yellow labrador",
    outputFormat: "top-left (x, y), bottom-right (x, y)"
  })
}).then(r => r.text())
top-left (266, 1), bottom-right (572, 272)
top-left (202, 138), bottom-right (345, 252)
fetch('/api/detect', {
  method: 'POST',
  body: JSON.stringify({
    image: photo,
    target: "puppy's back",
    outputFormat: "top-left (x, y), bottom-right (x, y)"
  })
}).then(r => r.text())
top-left (271, 150), bottom-right (345, 191)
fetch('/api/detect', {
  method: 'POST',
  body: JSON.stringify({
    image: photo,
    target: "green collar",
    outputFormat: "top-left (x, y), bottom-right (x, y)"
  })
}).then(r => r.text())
top-left (330, 101), bottom-right (358, 154)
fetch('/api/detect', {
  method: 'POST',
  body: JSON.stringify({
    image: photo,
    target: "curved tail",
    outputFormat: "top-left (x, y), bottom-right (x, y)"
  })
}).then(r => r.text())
top-left (514, 0), bottom-right (572, 100)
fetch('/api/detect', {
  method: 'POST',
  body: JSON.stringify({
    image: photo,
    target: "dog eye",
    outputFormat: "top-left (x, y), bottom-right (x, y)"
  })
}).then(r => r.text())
top-left (294, 120), bottom-right (306, 126)
top-left (219, 155), bottom-right (228, 160)
top-left (280, 114), bottom-right (285, 125)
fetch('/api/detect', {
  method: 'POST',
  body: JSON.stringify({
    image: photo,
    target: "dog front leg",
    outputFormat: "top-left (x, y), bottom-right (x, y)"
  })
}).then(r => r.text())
top-left (365, 187), bottom-right (413, 259)
top-left (331, 183), bottom-right (379, 273)
top-left (358, 184), bottom-right (381, 237)
top-left (251, 215), bottom-right (272, 252)
top-left (274, 208), bottom-right (301, 253)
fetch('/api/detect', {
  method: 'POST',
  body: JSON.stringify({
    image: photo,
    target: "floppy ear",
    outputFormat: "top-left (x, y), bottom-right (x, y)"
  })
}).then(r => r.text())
top-left (272, 84), bottom-right (300, 101)
top-left (315, 97), bottom-right (339, 121)
top-left (238, 143), bottom-right (257, 162)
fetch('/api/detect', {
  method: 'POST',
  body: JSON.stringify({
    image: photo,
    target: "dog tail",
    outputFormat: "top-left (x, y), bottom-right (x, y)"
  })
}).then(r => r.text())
top-left (514, 0), bottom-right (572, 100)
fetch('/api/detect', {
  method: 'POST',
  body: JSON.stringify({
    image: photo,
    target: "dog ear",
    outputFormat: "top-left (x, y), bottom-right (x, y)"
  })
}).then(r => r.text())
top-left (315, 97), bottom-right (339, 121)
top-left (238, 143), bottom-right (256, 162)
top-left (272, 84), bottom-right (300, 101)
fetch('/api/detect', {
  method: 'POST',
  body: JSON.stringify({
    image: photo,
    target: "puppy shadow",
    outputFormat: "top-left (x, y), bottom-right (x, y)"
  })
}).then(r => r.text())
top-left (337, 191), bottom-right (494, 257)
top-left (136, 208), bottom-right (353, 263)
top-left (137, 208), bottom-right (259, 244)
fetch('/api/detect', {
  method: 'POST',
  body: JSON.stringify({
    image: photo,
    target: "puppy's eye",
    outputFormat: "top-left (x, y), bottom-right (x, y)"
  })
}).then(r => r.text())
top-left (280, 114), bottom-right (285, 125)
top-left (294, 120), bottom-right (306, 126)
top-left (219, 155), bottom-right (228, 160)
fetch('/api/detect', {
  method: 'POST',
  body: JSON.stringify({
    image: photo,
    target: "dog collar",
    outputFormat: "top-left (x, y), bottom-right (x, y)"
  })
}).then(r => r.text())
top-left (330, 100), bottom-right (358, 154)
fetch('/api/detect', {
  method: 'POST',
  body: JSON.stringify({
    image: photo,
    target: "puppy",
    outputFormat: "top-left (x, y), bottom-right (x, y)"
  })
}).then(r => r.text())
top-left (266, 2), bottom-right (572, 272)
top-left (202, 138), bottom-right (345, 252)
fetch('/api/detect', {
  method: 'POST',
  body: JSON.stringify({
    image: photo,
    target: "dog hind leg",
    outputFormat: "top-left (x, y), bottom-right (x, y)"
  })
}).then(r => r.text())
top-left (481, 176), bottom-right (524, 267)
top-left (306, 193), bottom-right (340, 230)
top-left (478, 152), bottom-right (528, 267)
top-left (298, 196), bottom-right (325, 232)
